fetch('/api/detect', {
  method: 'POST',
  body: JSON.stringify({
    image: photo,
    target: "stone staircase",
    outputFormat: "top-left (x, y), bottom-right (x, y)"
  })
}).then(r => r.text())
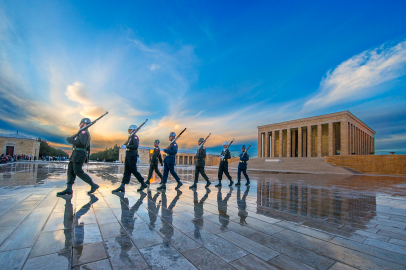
top-left (228, 157), bottom-right (357, 174)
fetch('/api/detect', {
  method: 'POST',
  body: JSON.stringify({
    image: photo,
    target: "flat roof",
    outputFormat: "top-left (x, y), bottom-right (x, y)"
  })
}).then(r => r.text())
top-left (0, 133), bottom-right (37, 141)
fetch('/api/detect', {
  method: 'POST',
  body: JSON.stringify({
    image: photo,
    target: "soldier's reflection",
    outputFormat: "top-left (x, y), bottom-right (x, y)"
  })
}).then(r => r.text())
top-left (74, 194), bottom-right (98, 257)
top-left (193, 187), bottom-right (210, 238)
top-left (58, 195), bottom-right (74, 258)
top-left (160, 190), bottom-right (182, 241)
top-left (147, 191), bottom-right (161, 229)
top-left (237, 186), bottom-right (249, 224)
top-left (217, 187), bottom-right (233, 231)
top-left (114, 191), bottom-right (147, 234)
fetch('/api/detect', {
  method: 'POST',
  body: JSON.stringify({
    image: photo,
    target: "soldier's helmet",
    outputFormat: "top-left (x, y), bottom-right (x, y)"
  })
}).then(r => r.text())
top-left (80, 118), bottom-right (91, 124)
top-left (169, 132), bottom-right (176, 137)
top-left (199, 138), bottom-right (204, 142)
top-left (223, 141), bottom-right (228, 146)
top-left (128, 125), bottom-right (137, 130)
top-left (155, 140), bottom-right (160, 144)
top-left (242, 145), bottom-right (246, 149)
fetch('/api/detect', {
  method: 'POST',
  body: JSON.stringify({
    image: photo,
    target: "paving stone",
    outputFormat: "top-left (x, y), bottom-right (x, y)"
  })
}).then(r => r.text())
top-left (389, 238), bottom-right (406, 247)
top-left (157, 221), bottom-right (201, 252)
top-left (0, 226), bottom-right (16, 246)
top-left (23, 251), bottom-right (71, 270)
top-left (378, 229), bottom-right (406, 241)
top-left (100, 222), bottom-right (126, 239)
top-left (328, 262), bottom-right (358, 270)
top-left (0, 248), bottom-right (31, 270)
top-left (72, 242), bottom-right (107, 267)
top-left (74, 223), bottom-right (102, 247)
top-left (29, 229), bottom-right (73, 258)
top-left (182, 247), bottom-right (235, 270)
top-left (72, 259), bottom-right (111, 270)
top-left (140, 243), bottom-right (197, 270)
top-left (94, 208), bottom-right (117, 225)
top-left (126, 221), bottom-right (166, 249)
top-left (267, 254), bottom-right (316, 270)
top-left (230, 254), bottom-right (279, 270)
top-left (364, 238), bottom-right (406, 255)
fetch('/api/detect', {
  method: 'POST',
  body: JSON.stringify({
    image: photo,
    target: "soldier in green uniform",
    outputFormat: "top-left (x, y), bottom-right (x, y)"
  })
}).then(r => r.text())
top-left (57, 118), bottom-right (99, 195)
top-left (112, 125), bottom-right (148, 193)
top-left (146, 140), bottom-right (163, 186)
top-left (189, 138), bottom-right (211, 189)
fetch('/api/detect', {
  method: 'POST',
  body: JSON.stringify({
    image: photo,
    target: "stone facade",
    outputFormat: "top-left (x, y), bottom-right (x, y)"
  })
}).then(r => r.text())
top-left (119, 147), bottom-right (223, 166)
top-left (0, 133), bottom-right (40, 158)
top-left (258, 111), bottom-right (375, 158)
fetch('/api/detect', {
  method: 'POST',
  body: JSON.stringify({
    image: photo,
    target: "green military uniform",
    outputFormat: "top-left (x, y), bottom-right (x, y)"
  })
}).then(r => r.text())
top-left (57, 118), bottom-right (99, 196)
top-left (190, 144), bottom-right (211, 188)
top-left (146, 144), bottom-right (163, 185)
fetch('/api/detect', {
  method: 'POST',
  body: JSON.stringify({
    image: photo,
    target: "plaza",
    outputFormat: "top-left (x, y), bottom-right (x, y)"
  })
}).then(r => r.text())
top-left (0, 162), bottom-right (405, 269)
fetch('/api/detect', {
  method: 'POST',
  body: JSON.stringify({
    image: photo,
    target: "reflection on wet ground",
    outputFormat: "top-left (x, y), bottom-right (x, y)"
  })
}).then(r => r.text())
top-left (0, 162), bottom-right (406, 269)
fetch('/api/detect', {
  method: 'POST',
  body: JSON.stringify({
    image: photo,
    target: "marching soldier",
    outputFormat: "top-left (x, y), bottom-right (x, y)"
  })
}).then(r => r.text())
top-left (190, 138), bottom-right (211, 189)
top-left (57, 118), bottom-right (99, 195)
top-left (157, 132), bottom-right (183, 190)
top-left (146, 140), bottom-right (163, 186)
top-left (215, 141), bottom-right (233, 187)
top-left (112, 125), bottom-right (148, 193)
top-left (236, 145), bottom-right (250, 186)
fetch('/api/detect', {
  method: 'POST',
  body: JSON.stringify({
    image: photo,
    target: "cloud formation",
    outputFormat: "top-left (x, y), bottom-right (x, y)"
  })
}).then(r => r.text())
top-left (305, 40), bottom-right (406, 109)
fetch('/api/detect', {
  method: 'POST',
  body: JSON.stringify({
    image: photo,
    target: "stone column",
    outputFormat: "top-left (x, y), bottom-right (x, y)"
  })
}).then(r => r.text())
top-left (258, 131), bottom-right (262, 158)
top-left (328, 122), bottom-right (334, 156)
top-left (271, 131), bottom-right (276, 158)
top-left (264, 132), bottom-right (270, 158)
top-left (287, 128), bottom-right (291, 157)
top-left (307, 126), bottom-right (312, 157)
top-left (279, 130), bottom-right (283, 158)
top-left (317, 124), bottom-right (322, 157)
top-left (340, 121), bottom-right (349, 155)
top-left (298, 127), bottom-right (302, 157)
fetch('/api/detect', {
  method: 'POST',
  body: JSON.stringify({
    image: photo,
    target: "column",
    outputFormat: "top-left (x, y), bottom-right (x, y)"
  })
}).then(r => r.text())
top-left (351, 124), bottom-right (354, 154)
top-left (279, 130), bottom-right (283, 158)
top-left (271, 131), bottom-right (276, 158)
top-left (317, 124), bottom-right (322, 157)
top-left (366, 135), bottom-right (369, 155)
top-left (264, 132), bottom-right (270, 157)
top-left (287, 128), bottom-right (291, 157)
top-left (258, 131), bottom-right (262, 158)
top-left (328, 122), bottom-right (334, 156)
top-left (307, 125), bottom-right (312, 157)
top-left (298, 127), bottom-right (302, 157)
top-left (340, 120), bottom-right (348, 155)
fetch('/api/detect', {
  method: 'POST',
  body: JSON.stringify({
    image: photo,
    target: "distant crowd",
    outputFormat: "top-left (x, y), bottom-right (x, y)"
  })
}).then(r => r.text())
top-left (0, 154), bottom-right (68, 164)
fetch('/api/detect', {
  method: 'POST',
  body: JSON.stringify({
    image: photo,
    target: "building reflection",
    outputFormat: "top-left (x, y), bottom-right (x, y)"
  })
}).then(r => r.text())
top-left (257, 178), bottom-right (377, 228)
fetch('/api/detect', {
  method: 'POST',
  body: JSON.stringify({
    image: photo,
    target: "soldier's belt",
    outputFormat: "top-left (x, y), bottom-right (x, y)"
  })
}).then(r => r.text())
top-left (240, 161), bottom-right (246, 163)
top-left (72, 147), bottom-right (87, 152)
top-left (126, 149), bottom-right (137, 151)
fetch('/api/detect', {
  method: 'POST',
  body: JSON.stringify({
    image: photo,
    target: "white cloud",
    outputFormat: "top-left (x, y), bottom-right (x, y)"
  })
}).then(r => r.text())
top-left (148, 64), bottom-right (160, 70)
top-left (304, 40), bottom-right (406, 109)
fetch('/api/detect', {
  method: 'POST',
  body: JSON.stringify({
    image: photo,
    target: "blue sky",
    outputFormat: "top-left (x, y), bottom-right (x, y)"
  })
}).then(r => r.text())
top-left (0, 0), bottom-right (405, 156)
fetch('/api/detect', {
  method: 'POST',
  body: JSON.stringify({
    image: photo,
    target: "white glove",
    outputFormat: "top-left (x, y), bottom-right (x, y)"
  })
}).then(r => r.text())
top-left (121, 145), bottom-right (127, 149)
top-left (221, 156), bottom-right (224, 159)
top-left (137, 158), bottom-right (141, 163)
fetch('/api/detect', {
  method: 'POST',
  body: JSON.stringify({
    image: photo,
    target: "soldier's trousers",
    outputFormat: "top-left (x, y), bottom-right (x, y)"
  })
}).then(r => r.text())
top-left (237, 168), bottom-right (249, 181)
top-left (147, 164), bottom-right (162, 180)
top-left (162, 163), bottom-right (180, 184)
top-left (122, 156), bottom-right (144, 184)
top-left (218, 161), bottom-right (232, 181)
top-left (67, 161), bottom-right (93, 185)
top-left (194, 166), bottom-right (209, 182)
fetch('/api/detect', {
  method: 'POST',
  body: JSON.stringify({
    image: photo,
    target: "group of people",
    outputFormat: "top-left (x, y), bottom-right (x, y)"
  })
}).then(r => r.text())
top-left (56, 118), bottom-right (250, 195)
top-left (0, 154), bottom-right (39, 164)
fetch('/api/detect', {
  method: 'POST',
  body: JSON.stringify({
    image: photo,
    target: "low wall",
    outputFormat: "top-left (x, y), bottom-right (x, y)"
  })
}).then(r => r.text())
top-left (208, 157), bottom-right (240, 166)
top-left (324, 155), bottom-right (406, 175)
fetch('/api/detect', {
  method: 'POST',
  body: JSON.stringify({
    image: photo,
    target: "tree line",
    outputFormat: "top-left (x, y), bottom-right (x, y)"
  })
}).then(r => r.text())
top-left (38, 138), bottom-right (69, 157)
top-left (89, 145), bottom-right (120, 162)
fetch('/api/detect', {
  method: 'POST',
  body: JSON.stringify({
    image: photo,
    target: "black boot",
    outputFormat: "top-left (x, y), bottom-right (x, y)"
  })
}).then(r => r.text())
top-left (205, 180), bottom-right (211, 188)
top-left (88, 183), bottom-right (100, 194)
top-left (145, 179), bottom-right (150, 185)
top-left (137, 181), bottom-right (148, 192)
top-left (175, 181), bottom-right (183, 189)
top-left (189, 182), bottom-right (197, 189)
top-left (228, 179), bottom-right (234, 187)
top-left (57, 184), bottom-right (73, 196)
top-left (215, 180), bottom-right (222, 187)
top-left (157, 183), bottom-right (166, 190)
top-left (245, 179), bottom-right (250, 186)
top-left (112, 183), bottom-right (125, 193)
top-left (235, 181), bottom-right (241, 186)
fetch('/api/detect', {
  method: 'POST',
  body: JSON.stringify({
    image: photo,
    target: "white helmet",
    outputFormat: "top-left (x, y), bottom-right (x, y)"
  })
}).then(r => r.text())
top-left (129, 125), bottom-right (137, 130)
top-left (223, 141), bottom-right (228, 146)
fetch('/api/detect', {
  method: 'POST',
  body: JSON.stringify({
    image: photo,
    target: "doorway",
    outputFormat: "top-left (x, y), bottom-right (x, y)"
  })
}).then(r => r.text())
top-left (6, 146), bottom-right (14, 156)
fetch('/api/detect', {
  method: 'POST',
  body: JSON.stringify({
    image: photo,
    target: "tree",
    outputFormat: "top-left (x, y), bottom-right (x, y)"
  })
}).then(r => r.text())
top-left (38, 138), bottom-right (69, 157)
top-left (89, 144), bottom-right (120, 162)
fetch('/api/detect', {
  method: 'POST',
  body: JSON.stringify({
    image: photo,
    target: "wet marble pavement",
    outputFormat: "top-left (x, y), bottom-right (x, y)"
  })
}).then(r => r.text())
top-left (0, 162), bottom-right (406, 269)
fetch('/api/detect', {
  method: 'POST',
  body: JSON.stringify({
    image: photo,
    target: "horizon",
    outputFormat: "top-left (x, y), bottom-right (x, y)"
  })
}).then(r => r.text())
top-left (1, 0), bottom-right (406, 156)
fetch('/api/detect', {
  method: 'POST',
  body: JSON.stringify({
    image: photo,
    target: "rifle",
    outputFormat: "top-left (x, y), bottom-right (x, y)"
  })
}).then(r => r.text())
top-left (244, 143), bottom-right (252, 154)
top-left (123, 119), bottom-right (148, 146)
top-left (166, 128), bottom-right (187, 149)
top-left (198, 133), bottom-right (211, 150)
top-left (74, 111), bottom-right (109, 138)
top-left (221, 138), bottom-right (234, 156)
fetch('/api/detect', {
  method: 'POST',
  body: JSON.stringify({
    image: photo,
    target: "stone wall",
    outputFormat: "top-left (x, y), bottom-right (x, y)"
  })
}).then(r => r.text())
top-left (0, 137), bottom-right (40, 158)
top-left (324, 155), bottom-right (406, 175)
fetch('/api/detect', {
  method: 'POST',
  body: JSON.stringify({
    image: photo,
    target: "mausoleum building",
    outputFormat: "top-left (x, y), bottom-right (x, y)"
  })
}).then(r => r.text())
top-left (0, 132), bottom-right (41, 158)
top-left (257, 111), bottom-right (375, 158)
